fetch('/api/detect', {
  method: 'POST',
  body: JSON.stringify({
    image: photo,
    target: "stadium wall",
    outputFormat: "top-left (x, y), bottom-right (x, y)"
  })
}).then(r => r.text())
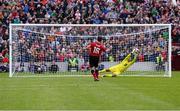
top-left (15, 62), bottom-right (167, 72)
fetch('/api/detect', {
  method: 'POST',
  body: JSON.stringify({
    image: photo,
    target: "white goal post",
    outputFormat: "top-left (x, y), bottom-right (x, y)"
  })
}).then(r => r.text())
top-left (9, 24), bottom-right (172, 77)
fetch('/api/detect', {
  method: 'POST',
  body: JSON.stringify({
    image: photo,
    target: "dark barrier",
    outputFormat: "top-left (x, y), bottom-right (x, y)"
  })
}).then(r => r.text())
top-left (172, 55), bottom-right (180, 71)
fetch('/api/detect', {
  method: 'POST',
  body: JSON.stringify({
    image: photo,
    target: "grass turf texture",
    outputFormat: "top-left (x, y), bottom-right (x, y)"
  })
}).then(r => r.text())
top-left (0, 71), bottom-right (180, 110)
top-left (13, 70), bottom-right (165, 77)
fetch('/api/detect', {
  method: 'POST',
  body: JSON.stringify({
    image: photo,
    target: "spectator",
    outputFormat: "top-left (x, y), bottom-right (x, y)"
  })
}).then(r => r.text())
top-left (40, 62), bottom-right (48, 73)
top-left (0, 52), bottom-right (9, 72)
top-left (155, 54), bottom-right (165, 71)
top-left (138, 53), bottom-right (144, 62)
top-left (0, 62), bottom-right (8, 72)
top-left (28, 62), bottom-right (35, 73)
top-left (68, 56), bottom-right (79, 72)
top-left (16, 63), bottom-right (25, 72)
top-left (49, 61), bottom-right (59, 73)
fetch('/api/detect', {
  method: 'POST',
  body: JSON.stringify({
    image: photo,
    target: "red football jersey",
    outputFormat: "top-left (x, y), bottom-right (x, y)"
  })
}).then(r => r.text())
top-left (89, 41), bottom-right (106, 56)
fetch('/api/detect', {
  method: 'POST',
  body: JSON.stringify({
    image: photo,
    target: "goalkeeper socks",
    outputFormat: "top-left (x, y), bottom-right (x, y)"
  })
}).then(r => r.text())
top-left (104, 74), bottom-right (113, 77)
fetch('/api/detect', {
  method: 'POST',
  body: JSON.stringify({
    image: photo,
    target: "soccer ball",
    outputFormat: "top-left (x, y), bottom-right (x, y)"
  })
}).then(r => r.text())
top-left (132, 48), bottom-right (139, 53)
top-left (135, 48), bottom-right (139, 52)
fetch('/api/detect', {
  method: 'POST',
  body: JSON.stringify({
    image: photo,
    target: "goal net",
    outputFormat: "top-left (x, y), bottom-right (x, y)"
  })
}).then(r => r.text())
top-left (9, 24), bottom-right (171, 77)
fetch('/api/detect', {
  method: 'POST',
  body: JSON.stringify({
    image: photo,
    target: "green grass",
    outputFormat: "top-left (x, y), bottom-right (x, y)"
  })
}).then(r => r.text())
top-left (14, 70), bottom-right (165, 77)
top-left (0, 72), bottom-right (180, 110)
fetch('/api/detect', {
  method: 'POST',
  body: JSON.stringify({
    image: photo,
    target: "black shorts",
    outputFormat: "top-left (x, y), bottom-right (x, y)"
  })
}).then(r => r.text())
top-left (89, 56), bottom-right (99, 68)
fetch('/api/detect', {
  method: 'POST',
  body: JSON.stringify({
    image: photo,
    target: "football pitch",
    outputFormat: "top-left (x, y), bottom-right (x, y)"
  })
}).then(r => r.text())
top-left (0, 72), bottom-right (180, 110)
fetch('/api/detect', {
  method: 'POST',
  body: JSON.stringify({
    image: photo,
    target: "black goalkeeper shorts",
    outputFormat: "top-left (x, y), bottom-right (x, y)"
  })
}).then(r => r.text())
top-left (89, 56), bottom-right (99, 68)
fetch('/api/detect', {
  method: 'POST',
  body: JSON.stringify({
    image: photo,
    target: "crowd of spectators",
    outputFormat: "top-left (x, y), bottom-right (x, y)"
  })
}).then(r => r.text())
top-left (15, 26), bottom-right (168, 64)
top-left (0, 0), bottom-right (179, 72)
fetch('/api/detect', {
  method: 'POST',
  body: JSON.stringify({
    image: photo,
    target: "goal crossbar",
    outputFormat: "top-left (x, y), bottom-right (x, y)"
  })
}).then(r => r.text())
top-left (10, 24), bottom-right (171, 27)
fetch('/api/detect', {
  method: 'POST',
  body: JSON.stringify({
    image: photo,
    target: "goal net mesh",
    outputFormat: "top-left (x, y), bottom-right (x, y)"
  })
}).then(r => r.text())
top-left (9, 24), bottom-right (171, 77)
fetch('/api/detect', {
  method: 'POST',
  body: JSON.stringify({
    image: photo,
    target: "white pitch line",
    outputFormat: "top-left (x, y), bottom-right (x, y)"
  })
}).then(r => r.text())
top-left (12, 74), bottom-right (167, 78)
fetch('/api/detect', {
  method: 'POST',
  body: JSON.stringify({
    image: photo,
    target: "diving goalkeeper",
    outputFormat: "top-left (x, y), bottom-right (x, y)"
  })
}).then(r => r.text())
top-left (99, 48), bottom-right (139, 77)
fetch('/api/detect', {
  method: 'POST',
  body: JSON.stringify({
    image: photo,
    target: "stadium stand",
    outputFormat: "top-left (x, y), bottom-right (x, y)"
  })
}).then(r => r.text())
top-left (0, 0), bottom-right (179, 71)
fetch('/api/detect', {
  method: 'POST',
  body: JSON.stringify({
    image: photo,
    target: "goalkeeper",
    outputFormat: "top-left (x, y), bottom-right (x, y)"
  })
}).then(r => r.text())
top-left (99, 48), bottom-right (139, 77)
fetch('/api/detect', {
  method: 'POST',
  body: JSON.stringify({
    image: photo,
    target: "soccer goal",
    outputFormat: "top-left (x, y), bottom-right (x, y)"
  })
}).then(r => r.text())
top-left (9, 24), bottom-right (171, 77)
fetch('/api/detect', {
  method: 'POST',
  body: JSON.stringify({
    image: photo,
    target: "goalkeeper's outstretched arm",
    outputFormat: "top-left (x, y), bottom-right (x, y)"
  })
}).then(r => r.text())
top-left (128, 48), bottom-right (139, 65)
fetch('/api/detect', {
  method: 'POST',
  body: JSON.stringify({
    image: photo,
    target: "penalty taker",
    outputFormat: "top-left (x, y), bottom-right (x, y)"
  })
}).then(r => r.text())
top-left (99, 48), bottom-right (139, 77)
